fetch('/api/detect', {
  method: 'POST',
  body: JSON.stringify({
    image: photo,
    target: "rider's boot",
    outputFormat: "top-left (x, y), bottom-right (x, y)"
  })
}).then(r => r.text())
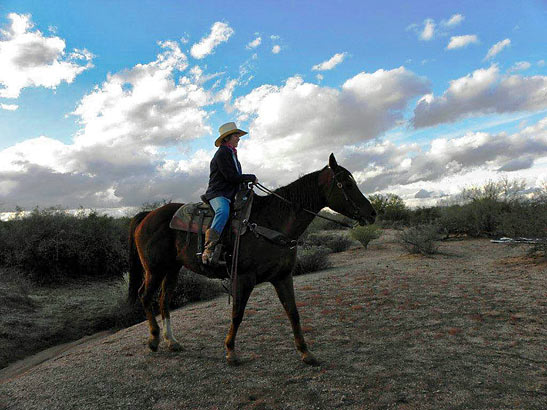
top-left (202, 229), bottom-right (225, 266)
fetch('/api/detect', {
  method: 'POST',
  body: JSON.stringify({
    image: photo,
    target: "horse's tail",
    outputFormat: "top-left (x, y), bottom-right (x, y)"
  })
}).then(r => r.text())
top-left (127, 211), bottom-right (150, 305)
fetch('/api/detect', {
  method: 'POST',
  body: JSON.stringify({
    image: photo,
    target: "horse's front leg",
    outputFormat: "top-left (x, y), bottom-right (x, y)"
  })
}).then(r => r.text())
top-left (224, 275), bottom-right (255, 365)
top-left (271, 274), bottom-right (319, 365)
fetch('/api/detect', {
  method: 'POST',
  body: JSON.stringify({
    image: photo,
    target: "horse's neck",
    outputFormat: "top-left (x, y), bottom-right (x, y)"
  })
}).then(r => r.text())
top-left (255, 170), bottom-right (327, 239)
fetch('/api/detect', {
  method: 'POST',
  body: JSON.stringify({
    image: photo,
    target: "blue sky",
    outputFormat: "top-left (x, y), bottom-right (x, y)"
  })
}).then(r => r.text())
top-left (0, 0), bottom-right (546, 212)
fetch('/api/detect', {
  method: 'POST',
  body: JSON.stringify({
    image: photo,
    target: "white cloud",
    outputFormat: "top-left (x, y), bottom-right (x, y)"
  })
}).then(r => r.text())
top-left (316, 73), bottom-right (323, 82)
top-left (0, 39), bottom-right (240, 209)
top-left (413, 65), bottom-right (547, 127)
top-left (0, 13), bottom-right (93, 99)
top-left (443, 14), bottom-right (464, 27)
top-left (246, 36), bottom-right (261, 49)
top-left (1, 103), bottom-right (18, 110)
top-left (346, 116), bottom-right (547, 195)
top-left (190, 21), bottom-right (234, 59)
top-left (312, 52), bottom-right (347, 71)
top-left (538, 60), bottom-right (545, 67)
top-left (234, 68), bottom-right (429, 183)
top-left (446, 34), bottom-right (479, 49)
top-left (272, 45), bottom-right (281, 54)
top-left (509, 61), bottom-right (531, 72)
top-left (420, 19), bottom-right (435, 41)
top-left (484, 38), bottom-right (510, 60)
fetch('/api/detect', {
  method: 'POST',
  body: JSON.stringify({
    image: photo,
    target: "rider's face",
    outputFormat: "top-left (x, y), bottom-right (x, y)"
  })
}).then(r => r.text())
top-left (226, 133), bottom-right (241, 147)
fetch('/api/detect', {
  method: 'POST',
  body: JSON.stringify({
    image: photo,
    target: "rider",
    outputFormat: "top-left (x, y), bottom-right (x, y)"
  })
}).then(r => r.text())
top-left (202, 122), bottom-right (257, 265)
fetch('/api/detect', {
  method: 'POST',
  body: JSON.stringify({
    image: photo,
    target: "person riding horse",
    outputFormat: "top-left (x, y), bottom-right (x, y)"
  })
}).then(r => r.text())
top-left (202, 122), bottom-right (257, 266)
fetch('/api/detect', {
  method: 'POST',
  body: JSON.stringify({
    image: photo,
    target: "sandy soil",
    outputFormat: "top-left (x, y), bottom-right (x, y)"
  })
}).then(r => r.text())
top-left (1, 231), bottom-right (545, 409)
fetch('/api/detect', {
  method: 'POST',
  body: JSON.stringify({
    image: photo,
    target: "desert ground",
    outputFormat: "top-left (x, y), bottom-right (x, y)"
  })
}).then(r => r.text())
top-left (1, 230), bottom-right (545, 409)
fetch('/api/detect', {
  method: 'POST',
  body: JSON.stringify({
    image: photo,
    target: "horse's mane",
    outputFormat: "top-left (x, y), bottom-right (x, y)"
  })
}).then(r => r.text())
top-left (255, 168), bottom-right (326, 215)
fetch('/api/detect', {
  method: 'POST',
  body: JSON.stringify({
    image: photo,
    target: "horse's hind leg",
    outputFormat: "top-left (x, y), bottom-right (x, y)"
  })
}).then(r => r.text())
top-left (271, 274), bottom-right (319, 365)
top-left (140, 269), bottom-right (165, 352)
top-left (159, 269), bottom-right (182, 351)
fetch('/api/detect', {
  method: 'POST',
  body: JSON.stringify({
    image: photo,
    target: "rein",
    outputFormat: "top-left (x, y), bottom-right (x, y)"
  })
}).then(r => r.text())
top-left (254, 176), bottom-right (355, 229)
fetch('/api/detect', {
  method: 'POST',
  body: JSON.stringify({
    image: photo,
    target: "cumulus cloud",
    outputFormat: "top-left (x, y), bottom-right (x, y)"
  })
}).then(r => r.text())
top-left (233, 67), bottom-right (429, 184)
top-left (0, 39), bottom-right (240, 209)
top-left (413, 65), bottom-right (547, 127)
top-left (246, 36), bottom-right (261, 49)
top-left (272, 45), bottom-right (281, 54)
top-left (347, 116), bottom-right (547, 194)
top-left (420, 19), bottom-right (435, 41)
top-left (442, 14), bottom-right (464, 27)
top-left (0, 13), bottom-right (93, 99)
top-left (1, 103), bottom-right (18, 110)
top-left (190, 21), bottom-right (234, 59)
top-left (446, 34), bottom-right (479, 49)
top-left (484, 38), bottom-right (510, 60)
top-left (312, 52), bottom-right (347, 71)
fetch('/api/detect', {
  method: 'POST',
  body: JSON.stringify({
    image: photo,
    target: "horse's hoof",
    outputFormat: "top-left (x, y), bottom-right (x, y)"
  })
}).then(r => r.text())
top-left (148, 338), bottom-right (159, 352)
top-left (167, 341), bottom-right (182, 352)
top-left (302, 352), bottom-right (319, 366)
top-left (226, 351), bottom-right (240, 366)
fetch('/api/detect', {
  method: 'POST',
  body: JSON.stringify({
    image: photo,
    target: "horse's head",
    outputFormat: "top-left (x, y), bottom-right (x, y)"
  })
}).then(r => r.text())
top-left (320, 153), bottom-right (377, 226)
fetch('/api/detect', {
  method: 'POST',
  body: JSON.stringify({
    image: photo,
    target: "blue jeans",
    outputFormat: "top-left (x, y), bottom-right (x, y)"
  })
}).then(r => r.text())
top-left (209, 196), bottom-right (231, 234)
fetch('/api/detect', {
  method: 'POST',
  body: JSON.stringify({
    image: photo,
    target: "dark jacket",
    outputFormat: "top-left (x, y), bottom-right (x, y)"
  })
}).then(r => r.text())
top-left (204, 145), bottom-right (256, 201)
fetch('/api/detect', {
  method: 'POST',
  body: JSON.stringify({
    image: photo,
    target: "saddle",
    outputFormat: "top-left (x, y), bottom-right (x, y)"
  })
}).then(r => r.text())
top-left (169, 186), bottom-right (254, 237)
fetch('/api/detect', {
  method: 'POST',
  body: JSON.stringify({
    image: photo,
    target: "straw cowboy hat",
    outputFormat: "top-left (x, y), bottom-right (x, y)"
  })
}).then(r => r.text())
top-left (215, 122), bottom-right (248, 147)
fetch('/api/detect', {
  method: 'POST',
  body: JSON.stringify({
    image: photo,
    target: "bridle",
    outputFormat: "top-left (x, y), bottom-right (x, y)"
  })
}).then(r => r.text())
top-left (253, 166), bottom-right (364, 228)
top-left (325, 168), bottom-right (364, 222)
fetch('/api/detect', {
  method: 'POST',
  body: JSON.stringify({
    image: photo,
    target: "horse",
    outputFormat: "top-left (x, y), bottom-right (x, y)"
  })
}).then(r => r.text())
top-left (128, 153), bottom-right (376, 365)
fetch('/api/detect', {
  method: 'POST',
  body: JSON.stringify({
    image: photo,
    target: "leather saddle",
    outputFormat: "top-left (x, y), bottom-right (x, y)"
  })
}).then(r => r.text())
top-left (169, 187), bottom-right (254, 236)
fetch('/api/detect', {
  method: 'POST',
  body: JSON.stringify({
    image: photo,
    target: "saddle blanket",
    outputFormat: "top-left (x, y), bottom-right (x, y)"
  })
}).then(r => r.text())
top-left (169, 189), bottom-right (254, 235)
top-left (169, 202), bottom-right (214, 234)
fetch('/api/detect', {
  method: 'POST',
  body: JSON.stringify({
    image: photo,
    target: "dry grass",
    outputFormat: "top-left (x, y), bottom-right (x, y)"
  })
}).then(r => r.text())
top-left (1, 230), bottom-right (546, 409)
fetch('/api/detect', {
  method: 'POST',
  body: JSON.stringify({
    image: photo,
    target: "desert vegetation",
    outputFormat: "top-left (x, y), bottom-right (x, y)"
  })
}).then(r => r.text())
top-left (1, 179), bottom-right (545, 371)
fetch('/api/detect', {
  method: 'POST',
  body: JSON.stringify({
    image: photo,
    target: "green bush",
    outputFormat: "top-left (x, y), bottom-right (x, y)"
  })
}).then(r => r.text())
top-left (303, 232), bottom-right (353, 253)
top-left (409, 206), bottom-right (442, 226)
top-left (0, 208), bottom-right (130, 284)
top-left (294, 246), bottom-right (331, 275)
top-left (370, 193), bottom-right (410, 225)
top-left (302, 211), bottom-right (354, 237)
top-left (398, 224), bottom-right (440, 255)
top-left (350, 225), bottom-right (382, 249)
top-left (438, 198), bottom-right (547, 238)
top-left (170, 269), bottom-right (225, 306)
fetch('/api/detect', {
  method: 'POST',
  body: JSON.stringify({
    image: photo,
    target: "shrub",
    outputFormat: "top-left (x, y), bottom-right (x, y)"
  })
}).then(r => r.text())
top-left (370, 193), bottom-right (410, 225)
top-left (398, 224), bottom-right (440, 255)
top-left (302, 211), bottom-right (354, 237)
top-left (409, 206), bottom-right (442, 226)
top-left (0, 208), bottom-right (130, 284)
top-left (303, 232), bottom-right (353, 253)
top-left (438, 197), bottom-right (547, 238)
top-left (170, 269), bottom-right (225, 307)
top-left (527, 242), bottom-right (547, 261)
top-left (294, 246), bottom-right (331, 275)
top-left (350, 225), bottom-right (382, 249)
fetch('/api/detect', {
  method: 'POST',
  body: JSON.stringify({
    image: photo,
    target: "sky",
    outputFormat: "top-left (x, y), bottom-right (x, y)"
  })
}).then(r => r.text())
top-left (0, 0), bottom-right (546, 215)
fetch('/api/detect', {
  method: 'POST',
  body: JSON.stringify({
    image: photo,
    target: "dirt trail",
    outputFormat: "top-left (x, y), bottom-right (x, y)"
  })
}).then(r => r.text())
top-left (0, 331), bottom-right (113, 383)
top-left (1, 234), bottom-right (545, 409)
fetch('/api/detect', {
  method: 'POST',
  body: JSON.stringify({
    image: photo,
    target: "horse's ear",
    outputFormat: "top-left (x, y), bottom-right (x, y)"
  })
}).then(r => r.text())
top-left (329, 153), bottom-right (338, 170)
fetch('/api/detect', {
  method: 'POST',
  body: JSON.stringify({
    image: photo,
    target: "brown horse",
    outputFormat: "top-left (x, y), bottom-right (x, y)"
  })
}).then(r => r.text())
top-left (128, 153), bottom-right (376, 365)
